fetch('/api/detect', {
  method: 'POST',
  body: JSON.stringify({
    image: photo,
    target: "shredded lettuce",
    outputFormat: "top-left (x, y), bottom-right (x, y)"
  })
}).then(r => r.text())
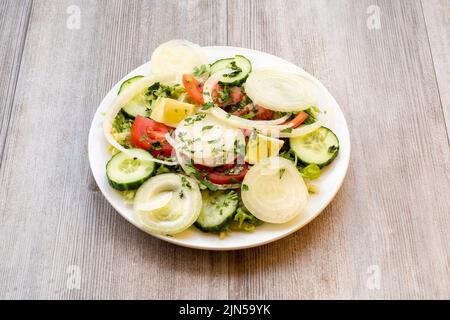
top-left (147, 82), bottom-right (186, 101)
top-left (303, 106), bottom-right (320, 125)
top-left (112, 111), bottom-right (133, 147)
top-left (112, 111), bottom-right (133, 133)
top-left (121, 189), bottom-right (136, 204)
top-left (156, 164), bottom-right (171, 175)
top-left (228, 202), bottom-right (263, 233)
top-left (280, 149), bottom-right (321, 181)
top-left (218, 201), bottom-right (263, 238)
top-left (306, 183), bottom-right (320, 194)
top-left (300, 164), bottom-right (321, 180)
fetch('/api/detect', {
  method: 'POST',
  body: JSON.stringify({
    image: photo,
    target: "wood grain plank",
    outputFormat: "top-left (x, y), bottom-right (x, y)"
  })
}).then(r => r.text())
top-left (0, 0), bottom-right (32, 163)
top-left (0, 0), bottom-right (228, 299)
top-left (227, 0), bottom-right (450, 299)
top-left (422, 0), bottom-right (450, 142)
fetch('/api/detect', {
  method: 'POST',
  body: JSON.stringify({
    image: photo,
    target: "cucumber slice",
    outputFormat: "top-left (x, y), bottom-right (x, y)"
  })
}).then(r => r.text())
top-left (117, 76), bottom-right (151, 118)
top-left (210, 55), bottom-right (252, 86)
top-left (118, 75), bottom-right (144, 95)
top-left (195, 190), bottom-right (239, 232)
top-left (106, 148), bottom-right (156, 191)
top-left (122, 94), bottom-right (151, 118)
top-left (290, 127), bottom-right (339, 168)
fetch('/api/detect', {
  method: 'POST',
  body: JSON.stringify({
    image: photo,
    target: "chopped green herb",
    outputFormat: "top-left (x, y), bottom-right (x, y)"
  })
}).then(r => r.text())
top-left (223, 61), bottom-right (242, 78)
top-left (193, 64), bottom-right (209, 77)
top-left (240, 111), bottom-right (256, 119)
top-left (242, 184), bottom-right (249, 191)
top-left (181, 176), bottom-right (192, 190)
top-left (184, 164), bottom-right (218, 192)
top-left (184, 113), bottom-right (206, 125)
top-left (202, 125), bottom-right (214, 131)
top-left (202, 102), bottom-right (214, 110)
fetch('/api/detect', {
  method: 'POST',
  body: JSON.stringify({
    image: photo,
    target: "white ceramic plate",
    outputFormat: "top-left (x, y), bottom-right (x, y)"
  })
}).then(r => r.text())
top-left (88, 46), bottom-right (350, 250)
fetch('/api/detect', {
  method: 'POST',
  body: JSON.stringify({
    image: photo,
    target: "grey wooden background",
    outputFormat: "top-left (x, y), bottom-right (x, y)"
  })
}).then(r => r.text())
top-left (0, 0), bottom-right (448, 299)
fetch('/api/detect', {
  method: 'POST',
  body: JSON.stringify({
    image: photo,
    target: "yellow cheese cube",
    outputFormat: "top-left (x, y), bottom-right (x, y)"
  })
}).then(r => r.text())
top-left (245, 134), bottom-right (284, 164)
top-left (150, 97), bottom-right (196, 127)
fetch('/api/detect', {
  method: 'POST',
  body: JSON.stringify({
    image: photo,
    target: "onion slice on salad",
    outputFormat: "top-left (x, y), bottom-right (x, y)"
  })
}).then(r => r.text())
top-left (134, 173), bottom-right (202, 235)
top-left (150, 40), bottom-right (208, 75)
top-left (209, 107), bottom-right (291, 130)
top-left (173, 113), bottom-right (246, 167)
top-left (244, 68), bottom-right (320, 112)
top-left (135, 191), bottom-right (173, 212)
top-left (262, 121), bottom-right (323, 138)
top-left (241, 157), bottom-right (308, 223)
top-left (103, 73), bottom-right (178, 165)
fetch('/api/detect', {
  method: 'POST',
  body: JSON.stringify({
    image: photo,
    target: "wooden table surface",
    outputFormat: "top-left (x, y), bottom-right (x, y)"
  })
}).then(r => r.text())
top-left (0, 0), bottom-right (448, 300)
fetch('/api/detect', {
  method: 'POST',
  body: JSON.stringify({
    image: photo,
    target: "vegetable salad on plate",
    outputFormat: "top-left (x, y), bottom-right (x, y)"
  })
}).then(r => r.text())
top-left (103, 40), bottom-right (339, 238)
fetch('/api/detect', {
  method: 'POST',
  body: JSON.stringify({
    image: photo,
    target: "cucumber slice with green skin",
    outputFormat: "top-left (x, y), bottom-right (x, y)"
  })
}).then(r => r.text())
top-left (290, 127), bottom-right (339, 168)
top-left (195, 190), bottom-right (239, 232)
top-left (106, 148), bottom-right (156, 191)
top-left (122, 94), bottom-right (151, 118)
top-left (210, 55), bottom-right (252, 86)
top-left (118, 75), bottom-right (144, 95)
top-left (117, 76), bottom-right (151, 118)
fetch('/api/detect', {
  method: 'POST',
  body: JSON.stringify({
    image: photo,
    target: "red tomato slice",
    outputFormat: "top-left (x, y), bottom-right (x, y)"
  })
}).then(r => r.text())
top-left (284, 111), bottom-right (308, 128)
top-left (211, 84), bottom-right (243, 107)
top-left (195, 163), bottom-right (249, 185)
top-left (232, 103), bottom-right (274, 120)
top-left (211, 83), bottom-right (223, 105)
top-left (131, 116), bottom-right (173, 157)
top-left (230, 86), bottom-right (244, 104)
top-left (182, 74), bottom-right (204, 104)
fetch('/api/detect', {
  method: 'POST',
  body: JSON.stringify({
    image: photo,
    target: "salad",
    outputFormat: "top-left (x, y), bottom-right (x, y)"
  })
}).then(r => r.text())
top-left (102, 40), bottom-right (339, 238)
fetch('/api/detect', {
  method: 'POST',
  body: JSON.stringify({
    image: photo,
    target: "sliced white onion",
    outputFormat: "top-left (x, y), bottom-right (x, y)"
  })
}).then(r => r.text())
top-left (135, 191), bottom-right (173, 211)
top-left (103, 74), bottom-right (178, 165)
top-left (281, 122), bottom-right (322, 137)
top-left (134, 173), bottom-right (202, 235)
top-left (202, 70), bottom-right (228, 105)
top-left (241, 157), bottom-right (308, 223)
top-left (263, 121), bottom-right (323, 138)
top-left (173, 113), bottom-right (245, 167)
top-left (244, 68), bottom-right (321, 112)
top-left (150, 40), bottom-right (208, 75)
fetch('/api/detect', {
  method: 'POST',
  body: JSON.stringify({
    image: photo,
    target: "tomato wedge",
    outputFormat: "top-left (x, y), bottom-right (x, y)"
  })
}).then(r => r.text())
top-left (182, 74), bottom-right (204, 104)
top-left (284, 111), bottom-right (308, 128)
top-left (230, 86), bottom-right (244, 104)
top-left (211, 84), bottom-right (244, 107)
top-left (131, 116), bottom-right (173, 157)
top-left (232, 103), bottom-right (274, 120)
top-left (195, 163), bottom-right (249, 185)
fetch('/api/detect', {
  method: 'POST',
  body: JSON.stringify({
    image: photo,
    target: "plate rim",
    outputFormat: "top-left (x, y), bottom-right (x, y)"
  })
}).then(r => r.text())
top-left (88, 45), bottom-right (351, 251)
